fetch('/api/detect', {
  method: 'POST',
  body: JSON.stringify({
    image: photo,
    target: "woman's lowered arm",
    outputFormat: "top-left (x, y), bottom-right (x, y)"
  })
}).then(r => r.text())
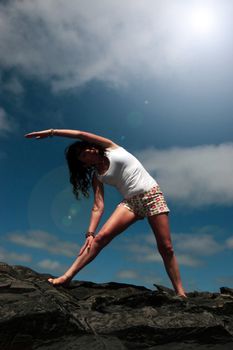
top-left (77, 175), bottom-right (104, 257)
top-left (87, 174), bottom-right (105, 234)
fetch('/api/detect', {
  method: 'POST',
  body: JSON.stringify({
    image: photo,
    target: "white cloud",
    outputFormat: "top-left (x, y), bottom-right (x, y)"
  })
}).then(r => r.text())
top-left (120, 225), bottom-right (228, 267)
top-left (0, 0), bottom-right (231, 91)
top-left (145, 225), bottom-right (227, 257)
top-left (225, 237), bottom-right (233, 249)
top-left (172, 233), bottom-right (223, 256)
top-left (0, 108), bottom-right (12, 133)
top-left (37, 258), bottom-right (66, 273)
top-left (7, 230), bottom-right (80, 257)
top-left (129, 244), bottom-right (163, 263)
top-left (132, 247), bottom-right (202, 267)
top-left (120, 234), bottom-right (203, 267)
top-left (135, 143), bottom-right (233, 207)
top-left (116, 269), bottom-right (140, 279)
top-left (0, 247), bottom-right (32, 263)
top-left (0, 107), bottom-right (18, 137)
top-left (116, 268), bottom-right (163, 286)
top-left (174, 254), bottom-right (203, 267)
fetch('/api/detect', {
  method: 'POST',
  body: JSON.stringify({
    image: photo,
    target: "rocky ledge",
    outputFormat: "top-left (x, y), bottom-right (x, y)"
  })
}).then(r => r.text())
top-left (0, 262), bottom-right (233, 350)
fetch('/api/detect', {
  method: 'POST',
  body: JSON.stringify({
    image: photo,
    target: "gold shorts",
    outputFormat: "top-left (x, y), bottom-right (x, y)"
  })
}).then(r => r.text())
top-left (117, 185), bottom-right (170, 219)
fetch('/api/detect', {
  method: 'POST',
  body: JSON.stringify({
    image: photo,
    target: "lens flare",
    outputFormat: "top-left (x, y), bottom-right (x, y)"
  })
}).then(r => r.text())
top-left (62, 216), bottom-right (72, 226)
top-left (28, 165), bottom-right (91, 235)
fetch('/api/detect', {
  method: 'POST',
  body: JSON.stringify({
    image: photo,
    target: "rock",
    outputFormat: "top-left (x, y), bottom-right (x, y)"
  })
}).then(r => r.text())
top-left (220, 287), bottom-right (233, 297)
top-left (0, 261), bottom-right (233, 350)
top-left (153, 283), bottom-right (175, 296)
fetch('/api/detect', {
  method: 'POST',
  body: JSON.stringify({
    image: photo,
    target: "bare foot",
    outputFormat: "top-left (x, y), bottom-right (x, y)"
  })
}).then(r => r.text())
top-left (175, 293), bottom-right (188, 299)
top-left (48, 274), bottom-right (72, 287)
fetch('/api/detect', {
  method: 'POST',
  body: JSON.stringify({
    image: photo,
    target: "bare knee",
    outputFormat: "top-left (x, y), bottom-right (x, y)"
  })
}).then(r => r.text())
top-left (94, 230), bottom-right (112, 247)
top-left (158, 242), bottom-right (174, 258)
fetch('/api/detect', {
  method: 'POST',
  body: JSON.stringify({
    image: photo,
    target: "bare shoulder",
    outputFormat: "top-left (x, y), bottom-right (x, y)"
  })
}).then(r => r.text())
top-left (105, 142), bottom-right (121, 150)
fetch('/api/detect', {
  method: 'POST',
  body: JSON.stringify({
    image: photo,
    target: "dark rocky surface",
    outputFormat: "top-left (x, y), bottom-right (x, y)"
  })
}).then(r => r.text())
top-left (0, 262), bottom-right (233, 350)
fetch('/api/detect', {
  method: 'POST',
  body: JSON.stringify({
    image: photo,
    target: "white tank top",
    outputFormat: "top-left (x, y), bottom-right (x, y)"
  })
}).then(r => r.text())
top-left (95, 146), bottom-right (157, 199)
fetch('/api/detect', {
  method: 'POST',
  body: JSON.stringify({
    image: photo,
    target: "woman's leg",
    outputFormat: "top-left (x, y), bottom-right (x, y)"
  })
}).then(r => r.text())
top-left (48, 205), bottom-right (140, 286)
top-left (147, 213), bottom-right (186, 297)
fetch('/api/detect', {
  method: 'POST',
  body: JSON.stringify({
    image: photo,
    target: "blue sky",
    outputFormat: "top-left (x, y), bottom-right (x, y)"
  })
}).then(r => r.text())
top-left (0, 0), bottom-right (233, 293)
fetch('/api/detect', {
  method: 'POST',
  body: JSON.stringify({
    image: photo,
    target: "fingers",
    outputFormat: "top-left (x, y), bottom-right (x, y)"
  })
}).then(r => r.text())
top-left (24, 133), bottom-right (35, 138)
top-left (24, 130), bottom-right (49, 139)
top-left (78, 241), bottom-right (88, 256)
top-left (25, 132), bottom-right (40, 139)
top-left (87, 238), bottom-right (94, 252)
top-left (78, 248), bottom-right (85, 256)
top-left (78, 237), bottom-right (94, 256)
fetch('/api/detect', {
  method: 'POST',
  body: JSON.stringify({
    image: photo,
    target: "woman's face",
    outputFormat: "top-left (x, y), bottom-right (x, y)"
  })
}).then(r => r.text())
top-left (77, 146), bottom-right (100, 166)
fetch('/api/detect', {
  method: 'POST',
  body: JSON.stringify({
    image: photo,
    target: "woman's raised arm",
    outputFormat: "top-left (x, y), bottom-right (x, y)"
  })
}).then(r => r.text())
top-left (24, 128), bottom-right (116, 148)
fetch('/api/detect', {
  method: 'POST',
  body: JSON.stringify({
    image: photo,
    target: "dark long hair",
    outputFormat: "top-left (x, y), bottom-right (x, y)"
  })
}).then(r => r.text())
top-left (65, 140), bottom-right (106, 200)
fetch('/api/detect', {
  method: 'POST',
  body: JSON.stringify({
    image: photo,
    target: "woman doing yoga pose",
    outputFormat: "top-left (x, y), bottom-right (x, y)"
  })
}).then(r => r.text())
top-left (25, 129), bottom-right (186, 298)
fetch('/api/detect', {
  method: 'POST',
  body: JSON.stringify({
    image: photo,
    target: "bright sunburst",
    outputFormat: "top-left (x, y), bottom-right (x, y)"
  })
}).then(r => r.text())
top-left (190, 7), bottom-right (217, 35)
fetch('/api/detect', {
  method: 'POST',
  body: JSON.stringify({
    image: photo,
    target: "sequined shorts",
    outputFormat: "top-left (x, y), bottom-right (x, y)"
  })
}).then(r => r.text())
top-left (117, 185), bottom-right (170, 219)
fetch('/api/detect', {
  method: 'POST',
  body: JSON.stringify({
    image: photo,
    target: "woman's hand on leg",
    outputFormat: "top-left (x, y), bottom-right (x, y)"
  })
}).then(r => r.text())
top-left (78, 236), bottom-right (95, 256)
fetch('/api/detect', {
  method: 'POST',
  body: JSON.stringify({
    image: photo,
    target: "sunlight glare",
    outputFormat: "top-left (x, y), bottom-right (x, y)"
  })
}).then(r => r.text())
top-left (191, 7), bottom-right (217, 35)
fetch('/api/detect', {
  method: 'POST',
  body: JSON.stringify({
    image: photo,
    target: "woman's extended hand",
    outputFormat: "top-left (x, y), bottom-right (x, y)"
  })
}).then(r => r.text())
top-left (78, 236), bottom-right (95, 256)
top-left (24, 129), bottom-right (53, 139)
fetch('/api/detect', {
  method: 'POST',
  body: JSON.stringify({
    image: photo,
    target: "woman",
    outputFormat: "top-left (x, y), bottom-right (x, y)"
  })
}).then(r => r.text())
top-left (25, 128), bottom-right (187, 298)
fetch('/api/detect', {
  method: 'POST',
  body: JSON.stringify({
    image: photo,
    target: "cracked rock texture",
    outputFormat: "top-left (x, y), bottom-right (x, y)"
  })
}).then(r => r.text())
top-left (0, 262), bottom-right (233, 350)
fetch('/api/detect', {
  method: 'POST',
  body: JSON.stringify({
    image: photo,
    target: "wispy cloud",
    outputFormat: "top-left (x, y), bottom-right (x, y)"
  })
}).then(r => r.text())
top-left (225, 237), bottom-right (233, 249)
top-left (174, 254), bottom-right (203, 267)
top-left (2, 76), bottom-right (24, 95)
top-left (116, 268), bottom-right (163, 286)
top-left (116, 269), bottom-right (140, 280)
top-left (0, 247), bottom-right (32, 264)
top-left (171, 233), bottom-right (223, 256)
top-left (126, 243), bottom-right (163, 263)
top-left (0, 107), bottom-right (18, 138)
top-left (0, 0), bottom-right (231, 91)
top-left (135, 143), bottom-right (233, 207)
top-left (128, 242), bottom-right (203, 267)
top-left (120, 233), bottom-right (203, 267)
top-left (37, 258), bottom-right (67, 274)
top-left (119, 225), bottom-right (228, 268)
top-left (0, 108), bottom-right (13, 135)
top-left (7, 230), bottom-right (80, 257)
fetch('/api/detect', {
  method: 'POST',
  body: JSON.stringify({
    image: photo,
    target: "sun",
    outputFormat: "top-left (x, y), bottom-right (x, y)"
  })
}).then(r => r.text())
top-left (190, 7), bottom-right (217, 36)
